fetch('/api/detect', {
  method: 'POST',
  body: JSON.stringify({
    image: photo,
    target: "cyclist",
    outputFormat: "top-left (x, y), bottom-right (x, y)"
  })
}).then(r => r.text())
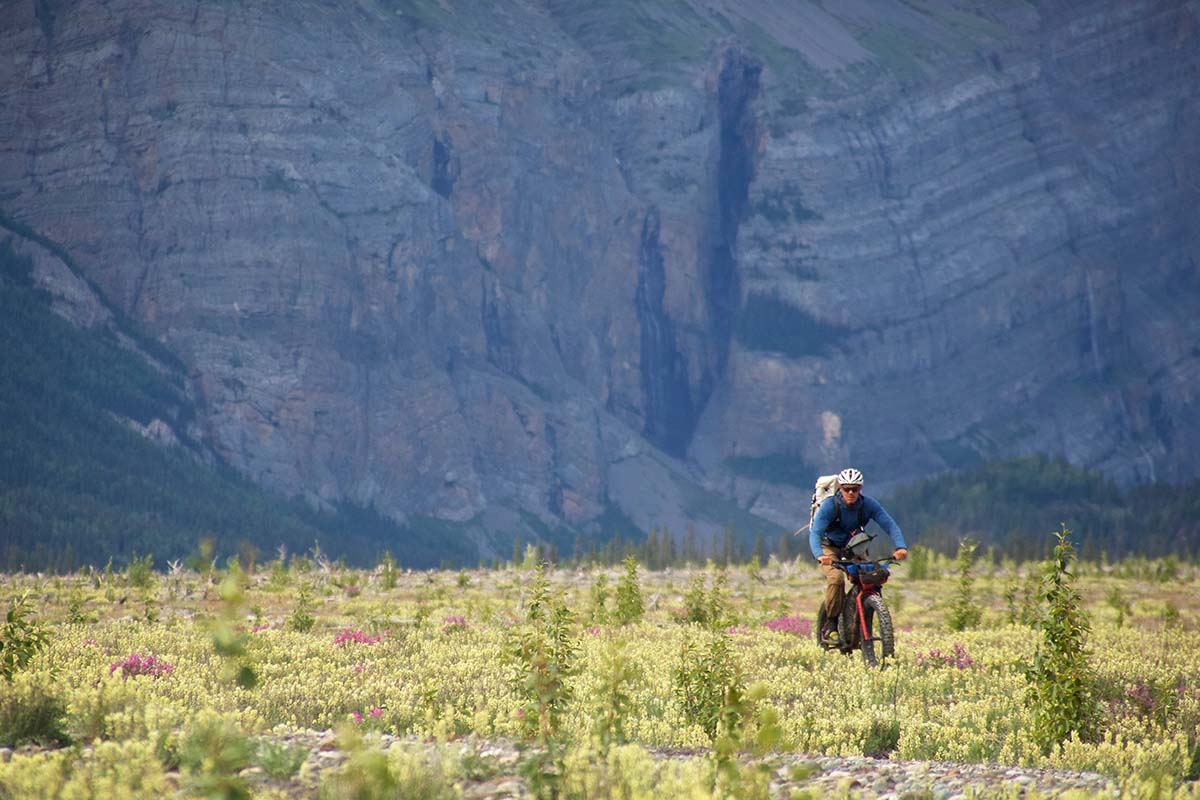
top-left (810, 467), bottom-right (908, 645)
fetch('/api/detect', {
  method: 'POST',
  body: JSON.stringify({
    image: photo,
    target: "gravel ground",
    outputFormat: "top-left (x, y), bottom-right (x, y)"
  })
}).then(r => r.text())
top-left (765, 753), bottom-right (1119, 798)
top-left (249, 732), bottom-right (1127, 799)
top-left (0, 734), bottom-right (1137, 798)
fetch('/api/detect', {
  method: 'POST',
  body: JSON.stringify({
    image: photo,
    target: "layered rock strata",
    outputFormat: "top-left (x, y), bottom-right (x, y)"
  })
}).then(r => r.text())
top-left (2, 0), bottom-right (1197, 549)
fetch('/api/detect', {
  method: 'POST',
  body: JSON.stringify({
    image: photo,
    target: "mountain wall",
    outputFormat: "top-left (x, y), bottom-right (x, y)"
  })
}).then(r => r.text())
top-left (2, 0), bottom-right (1198, 553)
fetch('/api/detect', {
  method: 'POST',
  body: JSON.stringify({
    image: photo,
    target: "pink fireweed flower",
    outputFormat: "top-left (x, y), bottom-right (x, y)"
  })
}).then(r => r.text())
top-left (914, 642), bottom-right (976, 670)
top-left (109, 652), bottom-right (174, 680)
top-left (441, 615), bottom-right (467, 634)
top-left (350, 711), bottom-right (363, 724)
top-left (369, 707), bottom-right (383, 718)
top-left (764, 616), bottom-right (812, 636)
top-left (586, 627), bottom-right (601, 637)
top-left (251, 624), bottom-right (271, 633)
top-left (333, 628), bottom-right (382, 646)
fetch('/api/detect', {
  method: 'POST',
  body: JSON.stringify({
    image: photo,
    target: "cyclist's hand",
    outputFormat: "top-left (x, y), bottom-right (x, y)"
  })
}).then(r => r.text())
top-left (818, 554), bottom-right (833, 567)
top-left (892, 548), bottom-right (908, 561)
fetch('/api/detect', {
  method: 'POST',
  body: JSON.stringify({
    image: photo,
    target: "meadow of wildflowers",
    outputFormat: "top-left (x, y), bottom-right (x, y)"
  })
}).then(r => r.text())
top-left (0, 551), bottom-right (1198, 798)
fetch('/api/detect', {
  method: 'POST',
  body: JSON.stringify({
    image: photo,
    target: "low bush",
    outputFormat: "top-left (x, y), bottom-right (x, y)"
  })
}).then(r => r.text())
top-left (179, 711), bottom-right (254, 800)
top-left (255, 737), bottom-right (310, 780)
top-left (0, 672), bottom-right (69, 747)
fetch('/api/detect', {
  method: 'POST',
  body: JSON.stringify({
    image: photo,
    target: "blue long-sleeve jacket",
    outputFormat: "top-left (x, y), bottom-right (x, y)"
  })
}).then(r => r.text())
top-left (809, 493), bottom-right (906, 559)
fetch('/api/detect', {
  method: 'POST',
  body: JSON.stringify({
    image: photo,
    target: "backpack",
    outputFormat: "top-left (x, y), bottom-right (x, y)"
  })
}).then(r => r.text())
top-left (807, 474), bottom-right (839, 533)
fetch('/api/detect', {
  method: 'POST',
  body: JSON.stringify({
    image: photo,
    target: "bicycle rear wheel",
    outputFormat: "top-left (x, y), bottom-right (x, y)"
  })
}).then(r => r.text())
top-left (859, 594), bottom-right (895, 668)
top-left (838, 590), bottom-right (858, 649)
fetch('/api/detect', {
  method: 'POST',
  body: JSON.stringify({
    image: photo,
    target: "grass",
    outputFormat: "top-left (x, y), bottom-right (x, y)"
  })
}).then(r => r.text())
top-left (0, 554), bottom-right (1198, 796)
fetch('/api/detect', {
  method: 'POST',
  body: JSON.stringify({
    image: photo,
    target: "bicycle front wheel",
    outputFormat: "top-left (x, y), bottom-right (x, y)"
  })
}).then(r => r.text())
top-left (859, 593), bottom-right (895, 668)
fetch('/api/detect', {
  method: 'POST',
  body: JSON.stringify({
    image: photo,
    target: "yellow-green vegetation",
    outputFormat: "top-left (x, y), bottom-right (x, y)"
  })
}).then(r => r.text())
top-left (1, 546), bottom-right (1199, 798)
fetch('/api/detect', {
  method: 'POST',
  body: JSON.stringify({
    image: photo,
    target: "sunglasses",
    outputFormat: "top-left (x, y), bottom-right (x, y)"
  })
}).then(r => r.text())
top-left (839, 486), bottom-right (862, 493)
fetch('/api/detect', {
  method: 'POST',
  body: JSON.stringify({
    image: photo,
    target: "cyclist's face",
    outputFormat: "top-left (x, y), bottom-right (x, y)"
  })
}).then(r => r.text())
top-left (839, 485), bottom-right (862, 503)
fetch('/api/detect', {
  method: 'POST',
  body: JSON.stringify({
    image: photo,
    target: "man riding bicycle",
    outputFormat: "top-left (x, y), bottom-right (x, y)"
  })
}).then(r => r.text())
top-left (810, 468), bottom-right (908, 646)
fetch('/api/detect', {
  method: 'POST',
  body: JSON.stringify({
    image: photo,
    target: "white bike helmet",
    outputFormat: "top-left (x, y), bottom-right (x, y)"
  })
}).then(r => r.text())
top-left (837, 467), bottom-right (864, 486)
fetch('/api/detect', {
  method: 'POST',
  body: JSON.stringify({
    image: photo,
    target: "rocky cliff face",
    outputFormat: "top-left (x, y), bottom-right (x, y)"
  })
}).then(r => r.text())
top-left (2, 0), bottom-right (1198, 552)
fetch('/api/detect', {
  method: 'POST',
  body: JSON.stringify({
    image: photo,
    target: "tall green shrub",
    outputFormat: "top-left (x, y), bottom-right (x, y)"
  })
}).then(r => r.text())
top-left (588, 572), bottom-right (611, 625)
top-left (512, 565), bottom-right (578, 744)
top-left (1, 592), bottom-right (50, 681)
top-left (287, 582), bottom-right (316, 632)
top-left (125, 553), bottom-right (156, 590)
top-left (588, 640), bottom-right (639, 754)
top-left (210, 564), bottom-right (258, 689)
top-left (510, 567), bottom-right (578, 800)
top-left (1104, 585), bottom-right (1131, 629)
top-left (379, 550), bottom-right (399, 590)
top-left (947, 538), bottom-right (982, 631)
top-left (681, 570), bottom-right (731, 630)
top-left (1025, 526), bottom-right (1102, 753)
top-left (906, 547), bottom-right (931, 581)
top-left (673, 632), bottom-right (740, 743)
top-left (614, 555), bottom-right (644, 625)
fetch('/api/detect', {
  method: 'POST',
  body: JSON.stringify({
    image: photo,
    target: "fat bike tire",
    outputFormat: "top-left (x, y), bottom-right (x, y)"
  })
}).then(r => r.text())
top-left (838, 591), bottom-right (858, 651)
top-left (859, 594), bottom-right (895, 668)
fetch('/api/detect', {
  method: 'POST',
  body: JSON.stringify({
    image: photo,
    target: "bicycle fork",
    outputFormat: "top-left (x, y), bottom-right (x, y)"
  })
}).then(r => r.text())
top-left (855, 589), bottom-right (881, 644)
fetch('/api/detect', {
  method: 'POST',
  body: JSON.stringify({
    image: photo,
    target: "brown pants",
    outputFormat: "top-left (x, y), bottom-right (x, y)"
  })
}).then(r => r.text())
top-left (819, 543), bottom-right (846, 622)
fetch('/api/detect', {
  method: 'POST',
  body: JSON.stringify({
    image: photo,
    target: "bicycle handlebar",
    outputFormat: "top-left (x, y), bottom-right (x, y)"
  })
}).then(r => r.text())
top-left (831, 557), bottom-right (900, 568)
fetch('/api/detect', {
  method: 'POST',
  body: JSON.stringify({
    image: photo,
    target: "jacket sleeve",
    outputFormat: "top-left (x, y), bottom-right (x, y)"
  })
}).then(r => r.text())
top-left (809, 498), bottom-right (834, 559)
top-left (866, 498), bottom-right (906, 550)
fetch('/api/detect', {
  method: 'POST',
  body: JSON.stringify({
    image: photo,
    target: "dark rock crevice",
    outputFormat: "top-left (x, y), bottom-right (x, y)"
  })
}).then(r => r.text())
top-left (634, 49), bottom-right (762, 458)
top-left (636, 208), bottom-right (693, 457)
top-left (706, 49), bottom-right (761, 395)
top-left (35, 0), bottom-right (57, 42)
top-left (431, 135), bottom-right (458, 198)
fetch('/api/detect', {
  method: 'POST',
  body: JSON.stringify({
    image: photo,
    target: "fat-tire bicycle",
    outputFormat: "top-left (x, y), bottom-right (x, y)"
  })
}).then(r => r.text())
top-left (815, 555), bottom-right (899, 668)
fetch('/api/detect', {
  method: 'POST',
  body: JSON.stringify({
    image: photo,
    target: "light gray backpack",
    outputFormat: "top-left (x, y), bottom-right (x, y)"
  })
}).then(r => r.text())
top-left (794, 474), bottom-right (839, 536)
